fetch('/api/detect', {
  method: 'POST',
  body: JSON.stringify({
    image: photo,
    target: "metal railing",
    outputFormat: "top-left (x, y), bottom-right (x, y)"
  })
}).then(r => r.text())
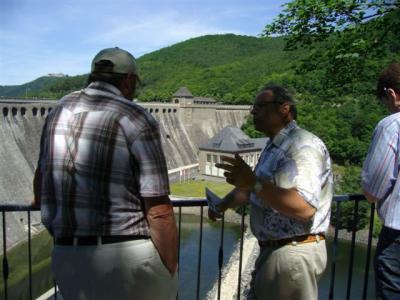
top-left (0, 195), bottom-right (376, 300)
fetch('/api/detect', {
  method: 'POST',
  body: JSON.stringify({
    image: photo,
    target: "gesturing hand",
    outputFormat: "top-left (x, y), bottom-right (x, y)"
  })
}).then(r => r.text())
top-left (215, 154), bottom-right (256, 191)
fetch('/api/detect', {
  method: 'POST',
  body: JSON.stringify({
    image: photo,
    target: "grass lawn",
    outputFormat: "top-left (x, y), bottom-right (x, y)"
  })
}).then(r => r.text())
top-left (171, 180), bottom-right (233, 198)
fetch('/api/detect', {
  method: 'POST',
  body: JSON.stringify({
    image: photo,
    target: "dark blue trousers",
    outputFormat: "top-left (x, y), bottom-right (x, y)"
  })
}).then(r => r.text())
top-left (375, 226), bottom-right (400, 300)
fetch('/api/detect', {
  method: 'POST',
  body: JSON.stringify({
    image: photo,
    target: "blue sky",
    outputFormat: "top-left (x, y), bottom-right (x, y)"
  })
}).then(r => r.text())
top-left (0, 0), bottom-right (288, 85)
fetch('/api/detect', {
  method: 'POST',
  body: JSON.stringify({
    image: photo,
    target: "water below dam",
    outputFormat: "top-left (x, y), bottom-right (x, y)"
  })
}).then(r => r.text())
top-left (0, 214), bottom-right (376, 300)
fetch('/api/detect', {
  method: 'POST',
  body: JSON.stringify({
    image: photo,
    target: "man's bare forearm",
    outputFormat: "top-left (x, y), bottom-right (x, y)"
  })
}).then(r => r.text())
top-left (256, 181), bottom-right (316, 222)
top-left (146, 201), bottom-right (178, 275)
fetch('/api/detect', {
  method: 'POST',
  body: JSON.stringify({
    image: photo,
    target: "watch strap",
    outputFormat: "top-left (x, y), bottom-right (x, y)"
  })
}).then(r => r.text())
top-left (252, 177), bottom-right (263, 194)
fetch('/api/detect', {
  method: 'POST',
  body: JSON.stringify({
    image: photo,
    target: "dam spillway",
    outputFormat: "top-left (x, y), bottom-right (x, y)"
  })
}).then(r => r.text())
top-left (0, 98), bottom-right (249, 249)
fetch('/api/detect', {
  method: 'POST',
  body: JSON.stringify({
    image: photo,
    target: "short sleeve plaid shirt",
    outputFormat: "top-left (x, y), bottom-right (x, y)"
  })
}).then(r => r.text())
top-left (38, 81), bottom-right (170, 237)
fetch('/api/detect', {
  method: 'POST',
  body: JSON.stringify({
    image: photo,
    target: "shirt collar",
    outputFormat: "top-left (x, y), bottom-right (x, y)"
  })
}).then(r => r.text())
top-left (86, 81), bottom-right (124, 98)
top-left (271, 120), bottom-right (298, 148)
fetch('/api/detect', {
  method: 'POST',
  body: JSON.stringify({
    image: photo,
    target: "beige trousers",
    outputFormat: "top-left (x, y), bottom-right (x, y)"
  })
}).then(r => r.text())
top-left (248, 240), bottom-right (327, 300)
top-left (52, 239), bottom-right (178, 300)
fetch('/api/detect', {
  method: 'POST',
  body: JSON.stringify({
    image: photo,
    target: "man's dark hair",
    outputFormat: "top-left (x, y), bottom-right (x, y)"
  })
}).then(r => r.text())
top-left (261, 85), bottom-right (297, 120)
top-left (377, 62), bottom-right (400, 100)
top-left (87, 72), bottom-right (127, 88)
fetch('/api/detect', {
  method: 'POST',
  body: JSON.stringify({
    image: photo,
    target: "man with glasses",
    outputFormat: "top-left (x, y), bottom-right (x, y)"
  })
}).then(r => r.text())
top-left (211, 85), bottom-right (333, 299)
top-left (362, 62), bottom-right (400, 299)
top-left (33, 47), bottom-right (178, 300)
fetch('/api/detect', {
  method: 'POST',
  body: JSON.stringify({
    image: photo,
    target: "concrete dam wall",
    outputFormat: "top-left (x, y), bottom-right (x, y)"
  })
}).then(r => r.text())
top-left (0, 99), bottom-right (249, 249)
top-left (1, 101), bottom-right (55, 249)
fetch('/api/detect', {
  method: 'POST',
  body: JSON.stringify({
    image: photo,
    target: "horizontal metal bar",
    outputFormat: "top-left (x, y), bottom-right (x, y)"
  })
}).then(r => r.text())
top-left (172, 199), bottom-right (208, 207)
top-left (0, 194), bottom-right (366, 212)
top-left (0, 200), bottom-right (208, 211)
top-left (0, 205), bottom-right (40, 212)
top-left (334, 194), bottom-right (366, 202)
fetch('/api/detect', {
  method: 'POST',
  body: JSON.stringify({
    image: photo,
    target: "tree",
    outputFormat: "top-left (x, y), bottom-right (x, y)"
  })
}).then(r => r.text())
top-left (263, 0), bottom-right (400, 97)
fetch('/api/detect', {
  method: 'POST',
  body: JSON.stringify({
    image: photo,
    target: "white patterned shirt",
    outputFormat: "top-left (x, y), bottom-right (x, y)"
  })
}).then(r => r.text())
top-left (250, 121), bottom-right (333, 240)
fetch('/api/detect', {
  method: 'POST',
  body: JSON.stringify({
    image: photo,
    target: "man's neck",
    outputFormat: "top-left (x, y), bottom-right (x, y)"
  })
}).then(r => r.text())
top-left (266, 119), bottom-right (293, 139)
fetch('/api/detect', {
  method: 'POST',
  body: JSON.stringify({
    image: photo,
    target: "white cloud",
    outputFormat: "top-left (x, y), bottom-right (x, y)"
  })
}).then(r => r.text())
top-left (85, 10), bottom-right (243, 56)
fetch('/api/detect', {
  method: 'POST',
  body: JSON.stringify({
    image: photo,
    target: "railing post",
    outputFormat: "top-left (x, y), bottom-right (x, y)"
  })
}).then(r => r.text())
top-left (329, 201), bottom-right (342, 300)
top-left (176, 206), bottom-right (182, 300)
top-left (346, 198), bottom-right (359, 300)
top-left (217, 212), bottom-right (225, 300)
top-left (28, 210), bottom-right (33, 300)
top-left (2, 211), bottom-right (8, 300)
top-left (362, 203), bottom-right (375, 300)
top-left (237, 205), bottom-right (246, 300)
top-left (196, 205), bottom-right (204, 300)
top-left (51, 237), bottom-right (57, 300)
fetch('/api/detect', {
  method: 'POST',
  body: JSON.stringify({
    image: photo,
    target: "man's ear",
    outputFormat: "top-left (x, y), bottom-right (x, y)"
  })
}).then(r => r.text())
top-left (279, 102), bottom-right (291, 117)
top-left (120, 73), bottom-right (136, 100)
top-left (388, 88), bottom-right (400, 107)
top-left (385, 88), bottom-right (400, 111)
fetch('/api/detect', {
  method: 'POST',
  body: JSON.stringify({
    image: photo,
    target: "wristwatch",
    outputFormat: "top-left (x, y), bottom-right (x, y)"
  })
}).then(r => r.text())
top-left (252, 177), bottom-right (263, 194)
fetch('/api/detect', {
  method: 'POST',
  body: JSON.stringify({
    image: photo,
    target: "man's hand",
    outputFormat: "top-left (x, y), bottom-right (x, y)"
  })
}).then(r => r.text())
top-left (207, 189), bottom-right (250, 221)
top-left (144, 196), bottom-right (178, 276)
top-left (363, 189), bottom-right (379, 203)
top-left (31, 199), bottom-right (40, 209)
top-left (215, 154), bottom-right (256, 190)
top-left (208, 205), bottom-right (222, 222)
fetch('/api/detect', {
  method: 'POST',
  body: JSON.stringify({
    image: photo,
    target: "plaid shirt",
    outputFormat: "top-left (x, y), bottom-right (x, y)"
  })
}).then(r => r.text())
top-left (250, 121), bottom-right (333, 240)
top-left (38, 81), bottom-right (170, 237)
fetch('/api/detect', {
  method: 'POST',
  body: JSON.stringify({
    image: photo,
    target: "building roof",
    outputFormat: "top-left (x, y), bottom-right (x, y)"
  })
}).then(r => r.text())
top-left (173, 87), bottom-right (193, 98)
top-left (199, 126), bottom-right (268, 153)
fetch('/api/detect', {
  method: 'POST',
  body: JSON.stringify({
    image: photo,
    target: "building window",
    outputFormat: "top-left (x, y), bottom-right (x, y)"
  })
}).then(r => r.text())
top-left (207, 154), bottom-right (211, 162)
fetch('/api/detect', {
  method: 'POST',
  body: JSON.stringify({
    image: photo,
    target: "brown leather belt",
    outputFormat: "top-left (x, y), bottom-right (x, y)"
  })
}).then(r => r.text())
top-left (258, 234), bottom-right (325, 247)
top-left (55, 235), bottom-right (150, 246)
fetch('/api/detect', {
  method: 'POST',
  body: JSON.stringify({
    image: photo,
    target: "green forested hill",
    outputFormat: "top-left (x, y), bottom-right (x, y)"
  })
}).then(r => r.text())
top-left (137, 34), bottom-right (300, 102)
top-left (0, 76), bottom-right (64, 98)
top-left (1, 34), bottom-right (299, 103)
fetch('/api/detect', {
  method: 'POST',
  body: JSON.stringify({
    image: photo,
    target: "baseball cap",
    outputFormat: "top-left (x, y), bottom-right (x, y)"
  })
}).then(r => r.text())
top-left (91, 47), bottom-right (140, 78)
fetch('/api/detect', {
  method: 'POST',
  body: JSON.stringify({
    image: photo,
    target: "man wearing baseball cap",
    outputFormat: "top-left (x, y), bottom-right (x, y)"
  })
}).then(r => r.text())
top-left (33, 47), bottom-right (178, 299)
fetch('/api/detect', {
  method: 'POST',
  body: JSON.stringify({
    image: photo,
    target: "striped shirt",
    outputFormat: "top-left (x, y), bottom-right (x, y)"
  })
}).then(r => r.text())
top-left (250, 121), bottom-right (333, 240)
top-left (38, 81), bottom-right (170, 237)
top-left (362, 112), bottom-right (400, 230)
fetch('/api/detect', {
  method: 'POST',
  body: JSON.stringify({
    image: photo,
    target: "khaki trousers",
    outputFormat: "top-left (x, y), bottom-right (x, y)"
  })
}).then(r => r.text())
top-left (52, 239), bottom-right (178, 300)
top-left (247, 240), bottom-right (327, 300)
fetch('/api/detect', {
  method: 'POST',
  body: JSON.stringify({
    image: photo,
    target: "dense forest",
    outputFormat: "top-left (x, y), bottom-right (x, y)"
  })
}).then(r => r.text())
top-left (1, 0), bottom-right (399, 233)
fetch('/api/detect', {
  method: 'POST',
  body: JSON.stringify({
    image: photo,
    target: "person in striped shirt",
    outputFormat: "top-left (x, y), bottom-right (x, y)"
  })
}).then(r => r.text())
top-left (33, 47), bottom-right (178, 300)
top-left (362, 62), bottom-right (400, 299)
